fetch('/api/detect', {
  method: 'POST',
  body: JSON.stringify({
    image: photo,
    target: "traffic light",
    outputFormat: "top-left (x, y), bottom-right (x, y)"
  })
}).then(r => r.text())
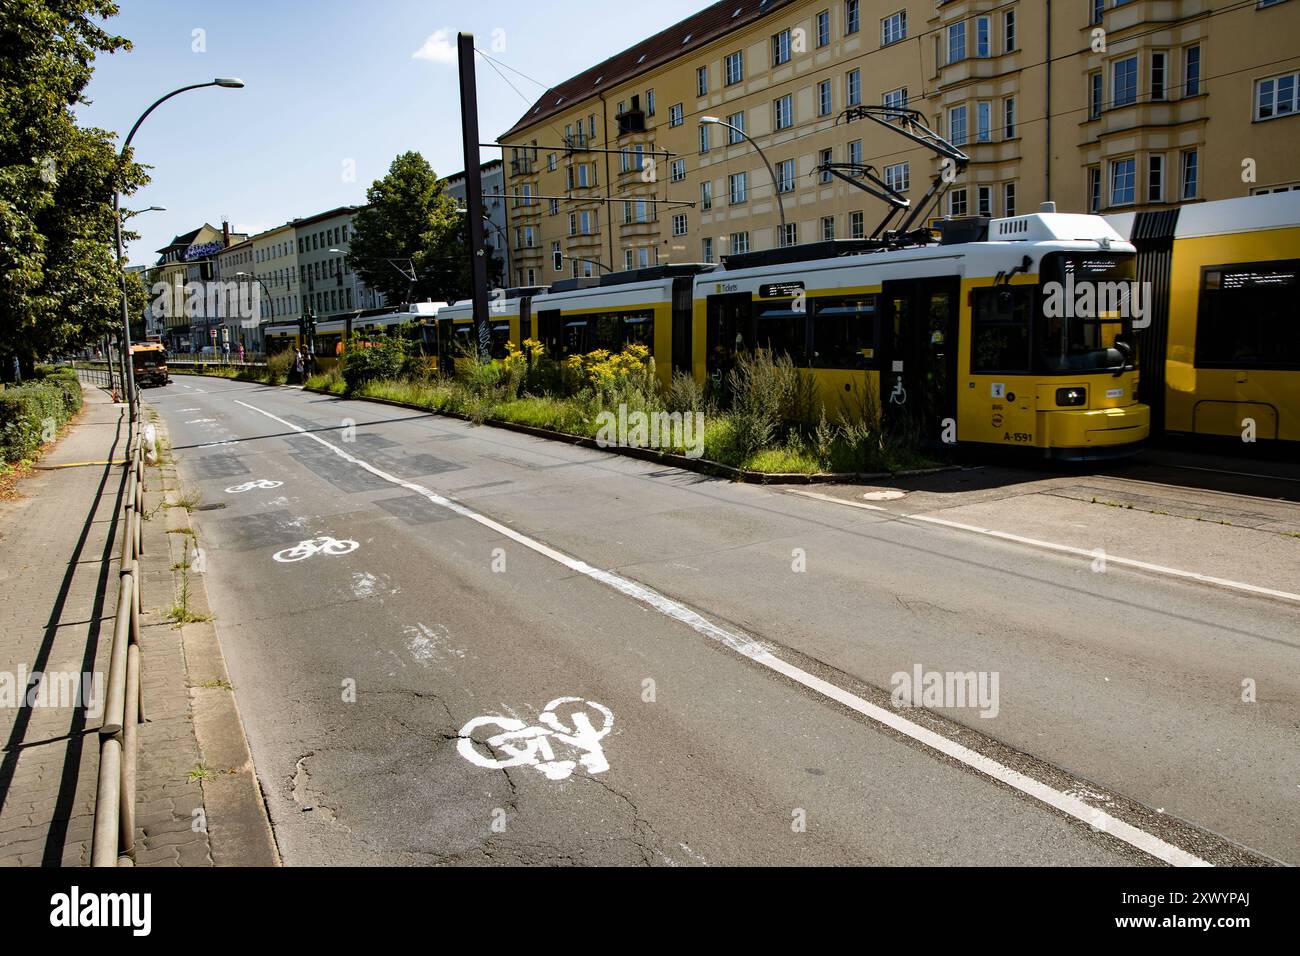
top-left (553, 248), bottom-right (563, 273)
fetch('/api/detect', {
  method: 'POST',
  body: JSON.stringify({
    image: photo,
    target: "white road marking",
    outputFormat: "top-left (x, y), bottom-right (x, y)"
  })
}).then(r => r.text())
top-left (185, 418), bottom-right (215, 424)
top-left (225, 479), bottom-right (283, 494)
top-left (457, 697), bottom-right (614, 781)
top-left (789, 489), bottom-right (1300, 605)
top-left (272, 536), bottom-right (358, 563)
top-left (234, 398), bottom-right (1211, 866)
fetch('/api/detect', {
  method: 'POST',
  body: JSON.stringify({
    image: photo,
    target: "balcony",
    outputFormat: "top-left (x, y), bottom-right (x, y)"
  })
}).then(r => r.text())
top-left (509, 157), bottom-right (536, 177)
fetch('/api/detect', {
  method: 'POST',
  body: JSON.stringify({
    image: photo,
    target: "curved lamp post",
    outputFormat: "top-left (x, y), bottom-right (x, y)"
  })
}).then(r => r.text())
top-left (115, 78), bottom-right (244, 417)
top-left (700, 115), bottom-right (786, 233)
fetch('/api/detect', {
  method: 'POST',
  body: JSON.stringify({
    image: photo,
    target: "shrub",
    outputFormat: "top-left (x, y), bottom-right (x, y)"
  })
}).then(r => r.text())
top-left (341, 335), bottom-right (409, 392)
top-left (265, 350), bottom-right (295, 385)
top-left (726, 349), bottom-right (791, 460)
top-left (666, 370), bottom-right (710, 415)
top-left (0, 373), bottom-right (83, 463)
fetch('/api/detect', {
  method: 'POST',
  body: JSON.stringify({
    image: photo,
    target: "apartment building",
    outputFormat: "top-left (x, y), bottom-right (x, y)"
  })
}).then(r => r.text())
top-left (498, 0), bottom-right (1300, 279)
top-left (441, 159), bottom-right (511, 282)
top-left (293, 206), bottom-right (387, 323)
top-left (149, 222), bottom-right (247, 351)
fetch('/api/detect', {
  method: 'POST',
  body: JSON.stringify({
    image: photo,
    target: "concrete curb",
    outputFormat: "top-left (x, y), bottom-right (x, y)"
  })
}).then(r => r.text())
top-left (147, 405), bottom-right (280, 867)
top-left (302, 386), bottom-right (958, 485)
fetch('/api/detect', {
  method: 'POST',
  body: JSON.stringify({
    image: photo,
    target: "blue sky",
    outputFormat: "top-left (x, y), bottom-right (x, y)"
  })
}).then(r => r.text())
top-left (79, 0), bottom-right (708, 265)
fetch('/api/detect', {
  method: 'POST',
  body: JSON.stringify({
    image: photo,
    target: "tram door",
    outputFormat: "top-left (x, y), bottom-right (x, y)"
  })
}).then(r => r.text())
top-left (705, 292), bottom-right (752, 391)
top-left (879, 277), bottom-right (959, 441)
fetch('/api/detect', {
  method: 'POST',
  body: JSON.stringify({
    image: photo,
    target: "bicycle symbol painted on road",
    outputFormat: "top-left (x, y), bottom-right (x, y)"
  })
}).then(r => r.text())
top-left (272, 536), bottom-right (359, 563)
top-left (225, 479), bottom-right (283, 494)
top-left (457, 697), bottom-right (614, 781)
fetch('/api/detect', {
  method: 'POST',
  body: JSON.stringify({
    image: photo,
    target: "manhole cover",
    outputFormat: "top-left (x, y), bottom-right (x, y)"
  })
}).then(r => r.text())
top-left (862, 490), bottom-right (906, 501)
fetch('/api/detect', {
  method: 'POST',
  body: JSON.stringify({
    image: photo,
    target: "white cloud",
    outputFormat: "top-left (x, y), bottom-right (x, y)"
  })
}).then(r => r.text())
top-left (412, 28), bottom-right (457, 64)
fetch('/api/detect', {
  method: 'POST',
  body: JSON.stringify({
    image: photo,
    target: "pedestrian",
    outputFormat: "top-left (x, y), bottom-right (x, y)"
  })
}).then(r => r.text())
top-left (11, 355), bottom-right (19, 384)
top-left (238, 342), bottom-right (245, 363)
top-left (293, 347), bottom-right (304, 383)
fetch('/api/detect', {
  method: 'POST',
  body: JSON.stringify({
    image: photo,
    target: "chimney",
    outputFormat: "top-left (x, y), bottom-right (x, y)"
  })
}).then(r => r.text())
top-left (222, 220), bottom-right (231, 246)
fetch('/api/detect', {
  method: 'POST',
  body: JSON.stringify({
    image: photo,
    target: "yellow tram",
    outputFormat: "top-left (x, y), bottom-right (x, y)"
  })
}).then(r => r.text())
top-left (1108, 192), bottom-right (1300, 446)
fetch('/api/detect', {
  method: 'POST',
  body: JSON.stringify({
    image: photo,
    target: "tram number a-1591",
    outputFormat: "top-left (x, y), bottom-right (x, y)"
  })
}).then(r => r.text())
top-left (1003, 431), bottom-right (1033, 443)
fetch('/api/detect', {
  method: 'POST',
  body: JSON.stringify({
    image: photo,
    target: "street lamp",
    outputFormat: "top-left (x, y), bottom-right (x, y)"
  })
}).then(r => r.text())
top-left (700, 115), bottom-right (786, 232)
top-left (114, 78), bottom-right (244, 419)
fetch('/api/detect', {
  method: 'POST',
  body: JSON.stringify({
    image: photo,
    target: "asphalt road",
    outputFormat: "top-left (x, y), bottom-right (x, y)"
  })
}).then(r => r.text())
top-left (146, 376), bottom-right (1298, 866)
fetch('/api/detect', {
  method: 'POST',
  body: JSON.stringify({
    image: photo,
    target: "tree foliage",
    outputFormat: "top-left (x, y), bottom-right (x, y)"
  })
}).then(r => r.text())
top-left (347, 151), bottom-right (500, 307)
top-left (0, 0), bottom-right (147, 375)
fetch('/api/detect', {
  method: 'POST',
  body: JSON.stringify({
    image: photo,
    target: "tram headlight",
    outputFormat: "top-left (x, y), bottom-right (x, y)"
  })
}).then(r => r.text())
top-left (1056, 387), bottom-right (1087, 407)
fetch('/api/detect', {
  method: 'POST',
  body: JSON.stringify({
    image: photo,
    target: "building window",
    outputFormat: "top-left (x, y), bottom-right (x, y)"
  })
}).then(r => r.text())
top-left (772, 29), bottom-right (792, 66)
top-left (729, 231), bottom-right (750, 254)
top-left (779, 223), bottom-right (798, 247)
top-left (702, 237), bottom-right (714, 263)
top-left (1113, 56), bottom-right (1138, 107)
top-left (1003, 182), bottom-right (1016, 217)
top-left (726, 111), bottom-right (745, 143)
top-left (1181, 149), bottom-right (1198, 200)
top-left (976, 16), bottom-right (991, 57)
top-left (820, 147), bottom-right (833, 183)
top-left (1151, 51), bottom-right (1167, 101)
top-left (848, 139), bottom-right (862, 166)
top-left (977, 102), bottom-right (991, 142)
top-left (947, 21), bottom-right (966, 64)
top-left (845, 0), bottom-right (860, 35)
top-left (777, 158), bottom-right (795, 193)
top-left (1256, 71), bottom-right (1299, 119)
top-left (846, 68), bottom-right (862, 106)
top-left (646, 89), bottom-right (656, 116)
top-left (669, 103), bottom-right (684, 127)
top-left (697, 66), bottom-right (708, 97)
top-left (1184, 45), bottom-right (1201, 96)
top-left (949, 188), bottom-right (968, 216)
top-left (1004, 9), bottom-right (1016, 52)
top-left (884, 162), bottom-right (909, 192)
top-left (818, 79), bottom-right (833, 116)
top-left (774, 94), bottom-right (793, 130)
top-left (701, 180), bottom-right (713, 210)
top-left (1148, 154), bottom-right (1164, 203)
top-left (881, 10), bottom-right (906, 46)
top-left (849, 210), bottom-right (864, 238)
top-left (949, 105), bottom-right (968, 146)
top-left (673, 213), bottom-right (688, 237)
top-left (550, 198), bottom-right (560, 215)
top-left (725, 50), bottom-right (744, 86)
top-left (671, 159), bottom-right (686, 182)
top-left (1088, 167), bottom-right (1102, 212)
top-left (624, 249), bottom-right (634, 271)
top-left (1004, 97), bottom-right (1016, 138)
top-left (729, 171), bottom-right (748, 204)
top-left (699, 124), bottom-right (710, 154)
top-left (883, 86), bottom-right (907, 111)
top-left (1090, 72), bottom-right (1103, 119)
top-left (1091, 0), bottom-right (1105, 24)
top-left (817, 9), bottom-right (830, 47)
top-left (1110, 157), bottom-right (1136, 206)
top-left (822, 215), bottom-right (835, 240)
top-left (978, 185), bottom-right (993, 217)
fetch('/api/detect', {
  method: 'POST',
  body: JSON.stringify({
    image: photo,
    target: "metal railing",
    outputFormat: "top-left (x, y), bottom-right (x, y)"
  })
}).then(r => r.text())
top-left (90, 421), bottom-right (147, 866)
top-left (168, 351), bottom-right (267, 365)
top-left (71, 361), bottom-right (122, 392)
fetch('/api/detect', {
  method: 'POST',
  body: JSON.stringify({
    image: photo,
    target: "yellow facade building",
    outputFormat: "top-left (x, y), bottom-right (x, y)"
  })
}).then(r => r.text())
top-left (499, 0), bottom-right (1300, 287)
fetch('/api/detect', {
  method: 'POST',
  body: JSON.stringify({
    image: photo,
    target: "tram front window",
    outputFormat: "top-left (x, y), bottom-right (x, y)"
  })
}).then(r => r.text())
top-left (1037, 253), bottom-right (1137, 373)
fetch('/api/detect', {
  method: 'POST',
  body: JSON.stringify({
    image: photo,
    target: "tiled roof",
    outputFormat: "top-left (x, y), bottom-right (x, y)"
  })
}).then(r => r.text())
top-left (500, 0), bottom-right (796, 141)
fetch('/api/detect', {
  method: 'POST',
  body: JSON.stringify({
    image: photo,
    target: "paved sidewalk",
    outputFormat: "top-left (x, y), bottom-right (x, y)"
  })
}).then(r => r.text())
top-left (0, 384), bottom-right (213, 866)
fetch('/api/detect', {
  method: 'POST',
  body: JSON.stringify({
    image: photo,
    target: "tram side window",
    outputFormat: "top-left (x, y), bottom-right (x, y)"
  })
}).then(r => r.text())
top-left (971, 286), bottom-right (1033, 373)
top-left (811, 296), bottom-right (877, 369)
top-left (1195, 261), bottom-right (1300, 370)
top-left (753, 302), bottom-right (809, 364)
top-left (587, 311), bottom-right (654, 352)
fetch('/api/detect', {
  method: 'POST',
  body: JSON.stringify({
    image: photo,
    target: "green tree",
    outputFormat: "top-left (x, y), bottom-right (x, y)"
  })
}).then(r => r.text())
top-left (0, 0), bottom-right (147, 378)
top-left (347, 151), bottom-right (499, 308)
